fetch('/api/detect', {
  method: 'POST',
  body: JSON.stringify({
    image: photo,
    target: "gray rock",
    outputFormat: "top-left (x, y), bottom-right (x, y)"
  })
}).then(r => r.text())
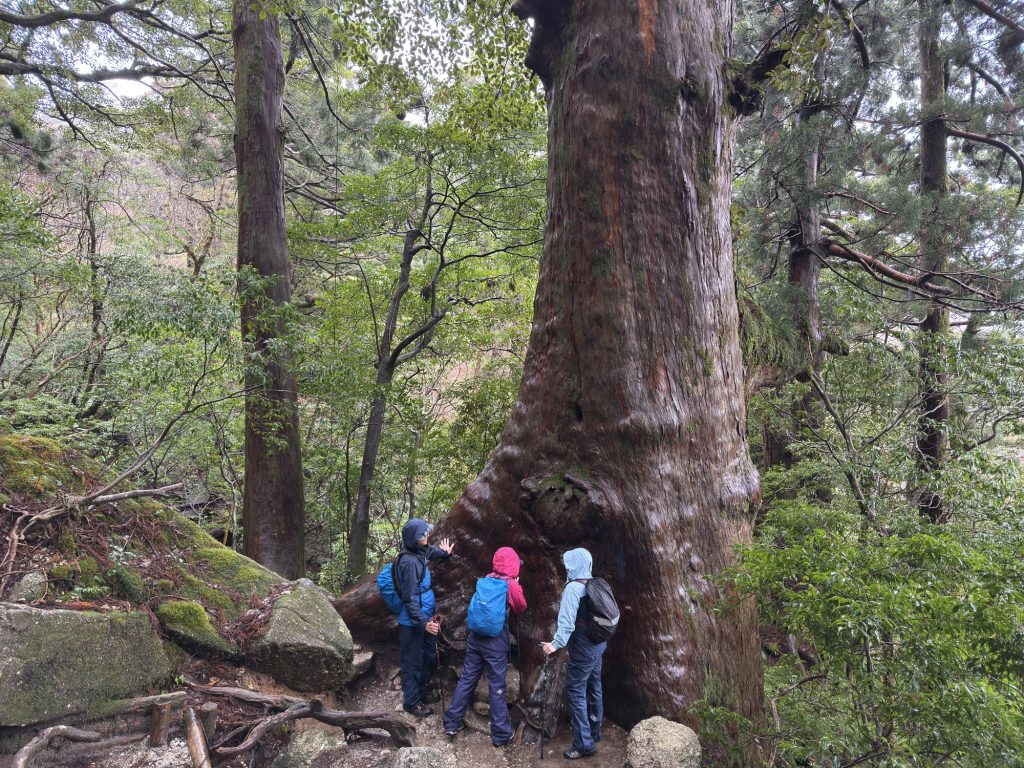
top-left (472, 666), bottom-right (519, 702)
top-left (351, 645), bottom-right (374, 679)
top-left (394, 746), bottom-right (450, 768)
top-left (9, 571), bottom-right (47, 602)
top-left (271, 729), bottom-right (345, 768)
top-left (0, 602), bottom-right (174, 727)
top-left (249, 579), bottom-right (354, 691)
top-left (626, 716), bottom-right (701, 768)
top-left (472, 700), bottom-right (490, 717)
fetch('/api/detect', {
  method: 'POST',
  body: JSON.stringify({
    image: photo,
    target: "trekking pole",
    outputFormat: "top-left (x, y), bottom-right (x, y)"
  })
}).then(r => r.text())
top-left (539, 653), bottom-right (550, 760)
top-left (436, 633), bottom-right (446, 715)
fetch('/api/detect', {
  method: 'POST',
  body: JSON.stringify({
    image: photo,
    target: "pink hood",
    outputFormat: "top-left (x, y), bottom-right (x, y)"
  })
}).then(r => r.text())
top-left (491, 546), bottom-right (521, 579)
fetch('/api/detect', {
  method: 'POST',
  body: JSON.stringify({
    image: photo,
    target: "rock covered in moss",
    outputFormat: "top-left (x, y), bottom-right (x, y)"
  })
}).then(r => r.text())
top-left (0, 603), bottom-right (173, 727)
top-left (9, 571), bottom-right (47, 602)
top-left (249, 579), bottom-right (354, 691)
top-left (156, 600), bottom-right (240, 659)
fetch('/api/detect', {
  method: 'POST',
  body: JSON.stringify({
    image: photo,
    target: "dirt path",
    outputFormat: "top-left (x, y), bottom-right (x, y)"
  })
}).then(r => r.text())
top-left (333, 645), bottom-right (629, 768)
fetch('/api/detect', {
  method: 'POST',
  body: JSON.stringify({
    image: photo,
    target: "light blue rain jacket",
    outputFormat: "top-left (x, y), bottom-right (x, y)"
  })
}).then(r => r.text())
top-left (550, 548), bottom-right (593, 649)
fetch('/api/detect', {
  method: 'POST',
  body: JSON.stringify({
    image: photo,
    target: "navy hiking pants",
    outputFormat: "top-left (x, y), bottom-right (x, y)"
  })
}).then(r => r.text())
top-left (565, 632), bottom-right (606, 752)
top-left (443, 630), bottom-right (513, 745)
top-left (399, 623), bottom-right (438, 710)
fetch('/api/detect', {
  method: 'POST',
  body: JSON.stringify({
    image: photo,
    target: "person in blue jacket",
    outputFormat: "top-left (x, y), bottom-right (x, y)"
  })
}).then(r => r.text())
top-left (396, 518), bottom-right (454, 717)
top-left (542, 547), bottom-right (605, 760)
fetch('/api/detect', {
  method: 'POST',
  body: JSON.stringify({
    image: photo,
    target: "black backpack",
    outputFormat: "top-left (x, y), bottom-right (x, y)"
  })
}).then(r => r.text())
top-left (574, 577), bottom-right (620, 643)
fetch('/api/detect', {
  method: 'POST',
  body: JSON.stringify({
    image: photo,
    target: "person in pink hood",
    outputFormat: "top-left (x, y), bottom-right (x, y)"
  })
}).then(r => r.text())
top-left (443, 546), bottom-right (526, 746)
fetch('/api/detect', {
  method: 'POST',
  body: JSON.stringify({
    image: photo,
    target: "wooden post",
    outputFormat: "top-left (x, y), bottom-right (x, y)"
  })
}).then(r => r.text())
top-left (198, 702), bottom-right (218, 742)
top-left (184, 707), bottom-right (212, 768)
top-left (149, 701), bottom-right (172, 747)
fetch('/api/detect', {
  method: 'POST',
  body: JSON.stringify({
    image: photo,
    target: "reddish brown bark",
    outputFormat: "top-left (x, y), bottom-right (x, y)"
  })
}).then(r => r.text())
top-left (233, 3), bottom-right (305, 578)
top-left (337, 0), bottom-right (763, 757)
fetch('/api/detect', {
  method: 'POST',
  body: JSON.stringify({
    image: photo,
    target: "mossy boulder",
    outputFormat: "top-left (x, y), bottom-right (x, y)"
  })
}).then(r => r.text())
top-left (0, 603), bottom-right (173, 727)
top-left (166, 516), bottom-right (282, 620)
top-left (0, 435), bottom-right (73, 496)
top-left (249, 579), bottom-right (354, 691)
top-left (156, 600), bottom-right (240, 659)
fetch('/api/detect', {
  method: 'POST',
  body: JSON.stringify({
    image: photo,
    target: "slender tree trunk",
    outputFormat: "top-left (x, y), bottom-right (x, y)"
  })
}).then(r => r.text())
top-left (338, 0), bottom-right (763, 757)
top-left (233, 1), bottom-right (305, 578)
top-left (346, 376), bottom-right (391, 583)
top-left (916, 0), bottom-right (950, 523)
top-left (345, 198), bottom-right (433, 584)
top-left (764, 49), bottom-right (832, 503)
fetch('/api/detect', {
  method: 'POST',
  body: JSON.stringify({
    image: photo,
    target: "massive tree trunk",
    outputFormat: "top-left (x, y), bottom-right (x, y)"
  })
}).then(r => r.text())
top-left (233, 2), bottom-right (305, 579)
top-left (337, 0), bottom-right (763, 757)
top-left (916, 0), bottom-right (950, 523)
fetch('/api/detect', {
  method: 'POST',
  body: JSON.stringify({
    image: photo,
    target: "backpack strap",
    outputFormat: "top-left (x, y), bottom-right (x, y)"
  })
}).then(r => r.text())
top-left (393, 552), bottom-right (428, 605)
top-left (572, 578), bottom-right (591, 628)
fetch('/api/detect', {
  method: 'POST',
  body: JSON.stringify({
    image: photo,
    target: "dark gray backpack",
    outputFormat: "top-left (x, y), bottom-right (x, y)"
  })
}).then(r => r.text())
top-left (574, 577), bottom-right (620, 643)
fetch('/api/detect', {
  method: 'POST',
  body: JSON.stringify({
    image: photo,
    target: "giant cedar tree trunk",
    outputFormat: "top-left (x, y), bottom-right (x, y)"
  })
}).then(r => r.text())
top-left (233, 3), bottom-right (305, 578)
top-left (916, 0), bottom-right (950, 523)
top-left (337, 0), bottom-right (763, 753)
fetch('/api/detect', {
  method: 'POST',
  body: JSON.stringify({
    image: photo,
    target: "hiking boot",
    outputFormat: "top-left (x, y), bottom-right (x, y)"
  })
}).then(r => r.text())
top-left (422, 689), bottom-right (441, 704)
top-left (444, 722), bottom-right (465, 737)
top-left (493, 737), bottom-right (513, 747)
top-left (404, 703), bottom-right (434, 718)
top-left (563, 747), bottom-right (596, 759)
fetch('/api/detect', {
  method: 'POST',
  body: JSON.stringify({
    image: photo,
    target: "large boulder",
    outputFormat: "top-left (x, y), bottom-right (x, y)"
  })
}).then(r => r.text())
top-left (0, 603), bottom-right (174, 727)
top-left (626, 716), bottom-right (701, 768)
top-left (249, 579), bottom-right (354, 691)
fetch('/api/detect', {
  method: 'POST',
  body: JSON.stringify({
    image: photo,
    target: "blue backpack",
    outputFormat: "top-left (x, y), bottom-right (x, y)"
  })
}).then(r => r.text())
top-left (377, 552), bottom-right (425, 614)
top-left (466, 577), bottom-right (509, 637)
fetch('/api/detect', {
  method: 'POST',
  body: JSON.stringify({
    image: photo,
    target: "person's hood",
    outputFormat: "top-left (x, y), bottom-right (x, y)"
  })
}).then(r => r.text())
top-left (491, 546), bottom-right (521, 579)
top-left (563, 548), bottom-right (593, 581)
top-left (402, 518), bottom-right (432, 552)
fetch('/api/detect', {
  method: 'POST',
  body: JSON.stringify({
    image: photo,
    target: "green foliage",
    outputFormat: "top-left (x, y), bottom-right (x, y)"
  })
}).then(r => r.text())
top-left (737, 497), bottom-right (1024, 766)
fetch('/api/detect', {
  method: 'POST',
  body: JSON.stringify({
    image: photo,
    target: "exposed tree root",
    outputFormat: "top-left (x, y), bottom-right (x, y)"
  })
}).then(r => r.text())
top-left (187, 682), bottom-right (416, 753)
top-left (12, 726), bottom-right (145, 768)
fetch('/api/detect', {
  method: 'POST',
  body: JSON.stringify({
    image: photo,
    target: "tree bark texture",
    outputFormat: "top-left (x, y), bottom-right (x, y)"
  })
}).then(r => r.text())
top-left (338, 0), bottom-right (764, 753)
top-left (233, 2), bottom-right (305, 578)
top-left (916, 0), bottom-right (950, 523)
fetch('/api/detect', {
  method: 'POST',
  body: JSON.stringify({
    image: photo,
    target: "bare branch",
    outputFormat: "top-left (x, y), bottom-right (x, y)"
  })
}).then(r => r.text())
top-left (958, 0), bottom-right (1024, 36)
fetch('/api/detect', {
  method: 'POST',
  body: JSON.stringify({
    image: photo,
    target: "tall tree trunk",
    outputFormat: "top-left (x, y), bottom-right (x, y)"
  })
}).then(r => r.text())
top-left (233, 2), bottom-right (305, 579)
top-left (338, 0), bottom-right (764, 757)
top-left (916, 0), bottom-right (950, 523)
top-left (764, 48), bottom-right (832, 504)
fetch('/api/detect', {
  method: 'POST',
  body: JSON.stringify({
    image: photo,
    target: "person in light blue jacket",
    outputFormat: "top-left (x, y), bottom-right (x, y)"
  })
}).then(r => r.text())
top-left (542, 547), bottom-right (605, 760)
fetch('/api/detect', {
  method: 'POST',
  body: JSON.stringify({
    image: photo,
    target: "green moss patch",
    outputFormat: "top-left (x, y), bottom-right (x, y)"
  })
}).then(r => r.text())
top-left (156, 600), bottom-right (239, 659)
top-left (0, 434), bottom-right (73, 496)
